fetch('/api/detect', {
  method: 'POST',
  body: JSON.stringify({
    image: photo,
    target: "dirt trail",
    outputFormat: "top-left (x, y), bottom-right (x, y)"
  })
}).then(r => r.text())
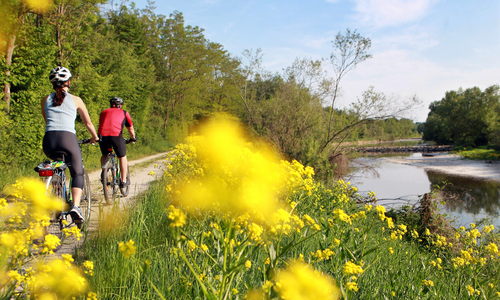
top-left (54, 152), bottom-right (169, 256)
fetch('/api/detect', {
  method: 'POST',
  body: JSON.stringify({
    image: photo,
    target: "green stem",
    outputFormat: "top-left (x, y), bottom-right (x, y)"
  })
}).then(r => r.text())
top-left (178, 247), bottom-right (216, 300)
top-left (219, 222), bottom-right (233, 300)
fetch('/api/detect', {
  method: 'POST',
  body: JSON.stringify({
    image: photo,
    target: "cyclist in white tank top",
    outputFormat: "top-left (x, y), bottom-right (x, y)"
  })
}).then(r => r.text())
top-left (41, 67), bottom-right (98, 222)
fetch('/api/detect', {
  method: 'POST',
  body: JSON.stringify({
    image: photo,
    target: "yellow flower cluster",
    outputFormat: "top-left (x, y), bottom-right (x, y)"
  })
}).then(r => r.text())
top-left (83, 260), bottom-right (94, 276)
top-left (273, 261), bottom-right (340, 300)
top-left (167, 205), bottom-right (187, 228)
top-left (268, 209), bottom-right (305, 236)
top-left (280, 160), bottom-right (316, 196)
top-left (118, 239), bottom-right (136, 258)
top-left (333, 209), bottom-right (352, 224)
top-left (311, 248), bottom-right (335, 262)
top-left (422, 279), bottom-right (434, 287)
top-left (329, 180), bottom-right (360, 203)
top-left (466, 285), bottom-right (480, 296)
top-left (62, 225), bottom-right (83, 241)
top-left (248, 223), bottom-right (264, 242)
top-left (390, 224), bottom-right (408, 241)
top-left (345, 281), bottom-right (358, 292)
top-left (375, 205), bottom-right (386, 221)
top-left (0, 179), bottom-right (90, 299)
top-left (343, 261), bottom-right (364, 275)
top-left (163, 115), bottom-right (325, 223)
top-left (429, 258), bottom-right (442, 270)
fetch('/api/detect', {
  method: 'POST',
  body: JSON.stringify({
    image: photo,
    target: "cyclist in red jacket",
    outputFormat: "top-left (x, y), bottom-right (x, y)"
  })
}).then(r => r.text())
top-left (98, 97), bottom-right (136, 187)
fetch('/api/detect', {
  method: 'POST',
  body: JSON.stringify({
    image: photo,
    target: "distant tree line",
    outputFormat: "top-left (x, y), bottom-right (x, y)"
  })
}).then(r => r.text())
top-left (423, 85), bottom-right (500, 148)
top-left (1, 1), bottom-right (419, 180)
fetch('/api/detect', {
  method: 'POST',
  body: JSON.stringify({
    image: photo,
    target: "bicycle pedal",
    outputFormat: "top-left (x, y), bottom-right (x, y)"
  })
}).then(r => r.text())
top-left (75, 220), bottom-right (84, 230)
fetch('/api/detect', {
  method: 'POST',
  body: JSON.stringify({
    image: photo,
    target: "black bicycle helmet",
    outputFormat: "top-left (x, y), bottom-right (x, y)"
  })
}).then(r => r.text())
top-left (110, 97), bottom-right (124, 106)
top-left (49, 66), bottom-right (72, 83)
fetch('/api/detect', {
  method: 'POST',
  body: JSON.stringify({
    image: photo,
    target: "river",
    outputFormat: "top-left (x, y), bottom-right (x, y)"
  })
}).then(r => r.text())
top-left (348, 141), bottom-right (500, 228)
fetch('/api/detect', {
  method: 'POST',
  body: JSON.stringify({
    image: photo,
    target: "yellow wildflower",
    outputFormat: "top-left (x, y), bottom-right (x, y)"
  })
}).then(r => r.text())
top-left (118, 240), bottom-right (136, 258)
top-left (83, 261), bottom-right (94, 276)
top-left (422, 279), bottom-right (434, 287)
top-left (346, 282), bottom-right (358, 292)
top-left (487, 243), bottom-right (499, 255)
top-left (343, 261), bottom-right (364, 275)
top-left (466, 285), bottom-right (475, 296)
top-left (274, 261), bottom-right (340, 300)
top-left (167, 205), bottom-right (187, 228)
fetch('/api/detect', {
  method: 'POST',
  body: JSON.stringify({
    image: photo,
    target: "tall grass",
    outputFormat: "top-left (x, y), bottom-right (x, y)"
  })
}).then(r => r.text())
top-left (454, 147), bottom-right (500, 161)
top-left (79, 176), bottom-right (500, 299)
top-left (77, 116), bottom-right (500, 300)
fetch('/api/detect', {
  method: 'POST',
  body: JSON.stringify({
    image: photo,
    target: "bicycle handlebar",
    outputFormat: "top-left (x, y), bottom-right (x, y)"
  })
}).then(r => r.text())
top-left (79, 138), bottom-right (102, 145)
top-left (78, 139), bottom-right (92, 144)
top-left (125, 137), bottom-right (138, 144)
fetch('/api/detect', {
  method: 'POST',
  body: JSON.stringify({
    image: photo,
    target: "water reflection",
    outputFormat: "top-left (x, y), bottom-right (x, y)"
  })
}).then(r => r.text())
top-left (350, 156), bottom-right (500, 227)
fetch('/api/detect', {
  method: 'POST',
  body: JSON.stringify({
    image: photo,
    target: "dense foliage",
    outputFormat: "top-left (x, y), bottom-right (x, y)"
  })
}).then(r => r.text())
top-left (1, 1), bottom-right (419, 187)
top-left (423, 85), bottom-right (500, 147)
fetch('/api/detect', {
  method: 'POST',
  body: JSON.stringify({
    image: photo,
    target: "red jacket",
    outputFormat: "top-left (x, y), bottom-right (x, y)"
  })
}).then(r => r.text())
top-left (98, 108), bottom-right (133, 137)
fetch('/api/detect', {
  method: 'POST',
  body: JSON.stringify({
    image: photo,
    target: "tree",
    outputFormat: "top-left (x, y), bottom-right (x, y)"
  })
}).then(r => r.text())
top-left (322, 29), bottom-right (372, 152)
top-left (1, 0), bottom-right (51, 113)
top-left (423, 85), bottom-right (500, 147)
top-left (45, 0), bottom-right (105, 66)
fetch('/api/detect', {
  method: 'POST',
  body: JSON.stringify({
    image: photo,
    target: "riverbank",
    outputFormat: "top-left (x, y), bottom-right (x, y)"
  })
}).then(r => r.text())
top-left (385, 153), bottom-right (500, 182)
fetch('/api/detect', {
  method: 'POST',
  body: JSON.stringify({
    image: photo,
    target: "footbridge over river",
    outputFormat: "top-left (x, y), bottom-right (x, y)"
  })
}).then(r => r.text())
top-left (357, 145), bottom-right (453, 154)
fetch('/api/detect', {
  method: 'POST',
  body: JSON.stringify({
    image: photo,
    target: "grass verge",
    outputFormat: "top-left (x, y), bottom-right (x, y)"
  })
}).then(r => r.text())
top-left (77, 176), bottom-right (500, 299)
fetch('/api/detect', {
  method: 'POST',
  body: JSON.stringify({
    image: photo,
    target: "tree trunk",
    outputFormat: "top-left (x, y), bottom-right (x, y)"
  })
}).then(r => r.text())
top-left (3, 35), bottom-right (16, 114)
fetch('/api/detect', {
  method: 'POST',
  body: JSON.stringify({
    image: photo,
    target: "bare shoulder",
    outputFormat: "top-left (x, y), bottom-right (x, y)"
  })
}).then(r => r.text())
top-left (70, 94), bottom-right (85, 108)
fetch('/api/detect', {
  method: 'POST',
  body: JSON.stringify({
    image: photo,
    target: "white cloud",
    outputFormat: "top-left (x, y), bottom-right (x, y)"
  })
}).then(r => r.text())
top-left (300, 36), bottom-right (334, 50)
top-left (351, 0), bottom-right (438, 28)
top-left (373, 26), bottom-right (439, 51)
top-left (333, 47), bottom-right (500, 122)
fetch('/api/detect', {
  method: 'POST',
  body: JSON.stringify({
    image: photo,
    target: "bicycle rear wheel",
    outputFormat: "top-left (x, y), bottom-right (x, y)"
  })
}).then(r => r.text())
top-left (119, 166), bottom-right (130, 197)
top-left (45, 174), bottom-right (66, 251)
top-left (80, 169), bottom-right (92, 225)
top-left (102, 165), bottom-right (116, 204)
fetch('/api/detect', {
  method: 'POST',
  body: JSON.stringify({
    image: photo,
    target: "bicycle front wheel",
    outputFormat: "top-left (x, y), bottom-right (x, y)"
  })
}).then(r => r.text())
top-left (80, 169), bottom-right (92, 224)
top-left (102, 165), bottom-right (116, 204)
top-left (119, 166), bottom-right (130, 197)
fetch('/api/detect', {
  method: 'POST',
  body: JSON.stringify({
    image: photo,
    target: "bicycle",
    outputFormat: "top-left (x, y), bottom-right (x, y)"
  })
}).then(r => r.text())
top-left (101, 138), bottom-right (134, 204)
top-left (35, 139), bottom-right (92, 251)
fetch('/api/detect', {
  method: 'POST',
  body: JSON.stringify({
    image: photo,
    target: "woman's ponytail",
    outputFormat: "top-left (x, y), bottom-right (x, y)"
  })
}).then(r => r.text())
top-left (52, 81), bottom-right (70, 107)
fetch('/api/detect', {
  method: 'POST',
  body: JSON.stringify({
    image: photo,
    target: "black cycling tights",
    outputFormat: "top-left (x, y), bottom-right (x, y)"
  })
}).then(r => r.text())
top-left (43, 131), bottom-right (84, 189)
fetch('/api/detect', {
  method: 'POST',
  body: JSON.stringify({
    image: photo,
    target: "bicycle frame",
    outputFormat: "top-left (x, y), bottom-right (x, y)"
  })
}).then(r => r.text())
top-left (101, 139), bottom-right (132, 203)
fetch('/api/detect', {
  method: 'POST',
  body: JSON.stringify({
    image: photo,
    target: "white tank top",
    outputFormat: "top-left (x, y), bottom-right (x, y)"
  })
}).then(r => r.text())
top-left (45, 93), bottom-right (77, 134)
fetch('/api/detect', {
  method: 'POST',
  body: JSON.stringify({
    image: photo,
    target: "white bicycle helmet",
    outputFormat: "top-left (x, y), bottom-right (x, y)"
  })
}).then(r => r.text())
top-left (49, 66), bottom-right (72, 83)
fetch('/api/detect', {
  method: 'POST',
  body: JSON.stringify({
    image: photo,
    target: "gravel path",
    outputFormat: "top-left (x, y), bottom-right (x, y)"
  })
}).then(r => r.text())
top-left (53, 152), bottom-right (169, 256)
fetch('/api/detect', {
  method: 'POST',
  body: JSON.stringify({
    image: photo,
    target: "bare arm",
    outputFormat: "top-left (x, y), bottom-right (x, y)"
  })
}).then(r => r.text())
top-left (72, 95), bottom-right (99, 143)
top-left (41, 95), bottom-right (49, 124)
top-left (127, 125), bottom-right (136, 140)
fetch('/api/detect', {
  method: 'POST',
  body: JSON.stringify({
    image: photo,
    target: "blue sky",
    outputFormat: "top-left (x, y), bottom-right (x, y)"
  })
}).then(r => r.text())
top-left (131, 0), bottom-right (500, 122)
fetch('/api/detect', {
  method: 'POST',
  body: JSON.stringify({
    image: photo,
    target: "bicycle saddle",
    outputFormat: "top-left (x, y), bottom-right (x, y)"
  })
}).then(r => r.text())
top-left (50, 151), bottom-right (69, 162)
